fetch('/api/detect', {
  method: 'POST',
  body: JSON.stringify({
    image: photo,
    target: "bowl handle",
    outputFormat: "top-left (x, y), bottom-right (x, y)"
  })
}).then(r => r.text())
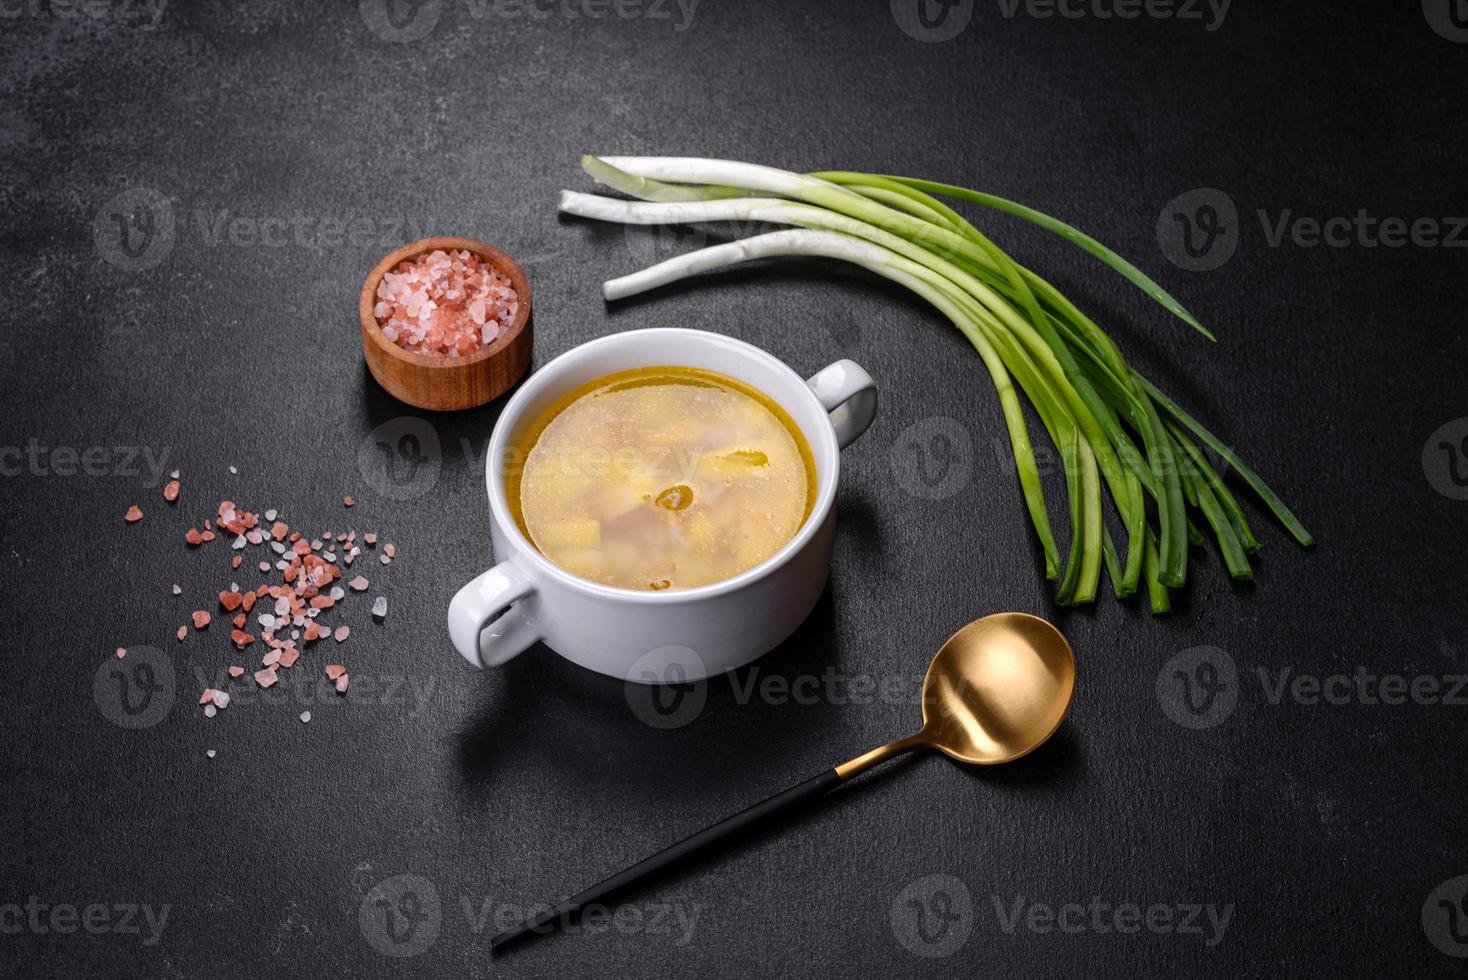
top-left (447, 560), bottom-right (539, 669)
top-left (806, 359), bottom-right (878, 449)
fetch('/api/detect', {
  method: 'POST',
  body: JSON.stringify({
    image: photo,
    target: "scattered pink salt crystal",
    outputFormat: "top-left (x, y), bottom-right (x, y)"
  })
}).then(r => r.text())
top-left (125, 505), bottom-right (143, 523)
top-left (126, 491), bottom-right (412, 724)
top-left (300, 711), bottom-right (311, 723)
top-left (343, 496), bottom-right (355, 507)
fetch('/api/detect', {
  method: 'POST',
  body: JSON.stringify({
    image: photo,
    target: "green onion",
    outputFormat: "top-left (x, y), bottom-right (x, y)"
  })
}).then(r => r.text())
top-left (560, 156), bottom-right (1313, 609)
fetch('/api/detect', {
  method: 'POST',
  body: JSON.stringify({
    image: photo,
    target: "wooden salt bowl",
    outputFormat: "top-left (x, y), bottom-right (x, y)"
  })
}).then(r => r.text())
top-left (359, 236), bottom-right (533, 411)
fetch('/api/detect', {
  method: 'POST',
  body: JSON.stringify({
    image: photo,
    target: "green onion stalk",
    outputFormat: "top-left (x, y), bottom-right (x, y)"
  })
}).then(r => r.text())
top-left (559, 156), bottom-right (1314, 611)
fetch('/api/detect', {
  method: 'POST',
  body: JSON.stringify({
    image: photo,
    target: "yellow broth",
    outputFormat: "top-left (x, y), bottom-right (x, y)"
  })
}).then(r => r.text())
top-left (508, 366), bottom-right (817, 591)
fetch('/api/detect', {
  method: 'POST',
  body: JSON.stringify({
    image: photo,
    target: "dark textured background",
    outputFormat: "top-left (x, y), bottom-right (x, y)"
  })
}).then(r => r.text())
top-left (3, 1), bottom-right (1467, 976)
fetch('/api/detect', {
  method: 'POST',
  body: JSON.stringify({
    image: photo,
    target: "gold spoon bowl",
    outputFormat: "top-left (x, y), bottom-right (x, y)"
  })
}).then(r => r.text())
top-left (838, 612), bottom-right (1077, 777)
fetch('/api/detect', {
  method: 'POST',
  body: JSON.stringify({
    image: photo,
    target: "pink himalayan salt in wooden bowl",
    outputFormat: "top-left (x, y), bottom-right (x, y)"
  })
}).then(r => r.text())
top-left (375, 249), bottom-right (519, 356)
top-left (359, 236), bottom-right (532, 412)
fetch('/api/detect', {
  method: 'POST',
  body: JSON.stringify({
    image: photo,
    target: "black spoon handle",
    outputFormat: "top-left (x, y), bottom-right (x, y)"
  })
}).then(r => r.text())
top-left (491, 768), bottom-right (844, 950)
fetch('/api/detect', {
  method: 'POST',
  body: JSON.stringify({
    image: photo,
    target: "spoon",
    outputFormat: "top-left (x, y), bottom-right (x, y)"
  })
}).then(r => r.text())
top-left (492, 612), bottom-right (1077, 950)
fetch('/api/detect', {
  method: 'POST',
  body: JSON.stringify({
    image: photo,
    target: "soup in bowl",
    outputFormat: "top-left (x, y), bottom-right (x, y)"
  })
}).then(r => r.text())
top-left (447, 328), bottom-right (877, 682)
top-left (508, 365), bottom-right (817, 592)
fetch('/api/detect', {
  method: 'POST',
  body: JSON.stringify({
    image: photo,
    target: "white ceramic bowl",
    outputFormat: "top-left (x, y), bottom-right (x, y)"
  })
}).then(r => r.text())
top-left (446, 327), bottom-right (877, 683)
